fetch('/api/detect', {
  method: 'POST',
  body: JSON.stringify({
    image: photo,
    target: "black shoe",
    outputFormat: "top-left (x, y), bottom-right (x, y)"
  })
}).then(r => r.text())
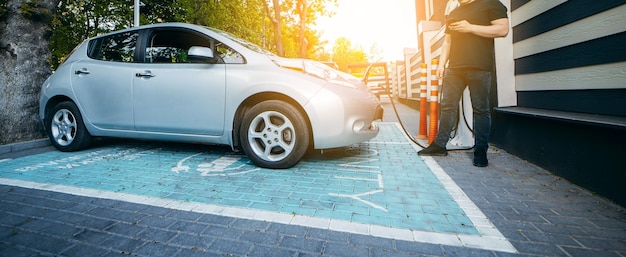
top-left (473, 151), bottom-right (488, 167)
top-left (418, 144), bottom-right (448, 156)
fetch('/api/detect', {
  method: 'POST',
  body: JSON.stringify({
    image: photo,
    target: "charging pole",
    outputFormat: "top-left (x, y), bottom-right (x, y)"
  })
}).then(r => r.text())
top-left (134, 0), bottom-right (140, 27)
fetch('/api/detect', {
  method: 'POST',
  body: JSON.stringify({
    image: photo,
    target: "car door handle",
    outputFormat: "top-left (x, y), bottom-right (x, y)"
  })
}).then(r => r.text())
top-left (135, 72), bottom-right (155, 78)
top-left (74, 69), bottom-right (90, 75)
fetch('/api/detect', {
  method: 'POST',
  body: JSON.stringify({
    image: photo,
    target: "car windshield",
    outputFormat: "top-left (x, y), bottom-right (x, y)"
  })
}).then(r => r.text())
top-left (206, 27), bottom-right (275, 56)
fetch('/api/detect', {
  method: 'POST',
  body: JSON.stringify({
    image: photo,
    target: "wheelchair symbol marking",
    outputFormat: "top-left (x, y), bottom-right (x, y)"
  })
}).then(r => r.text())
top-left (171, 153), bottom-right (259, 176)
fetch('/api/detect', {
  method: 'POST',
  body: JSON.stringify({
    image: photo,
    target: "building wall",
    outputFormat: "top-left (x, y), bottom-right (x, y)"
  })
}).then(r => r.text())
top-left (511, 0), bottom-right (626, 116)
top-left (495, 0), bottom-right (626, 206)
top-left (410, 0), bottom-right (626, 206)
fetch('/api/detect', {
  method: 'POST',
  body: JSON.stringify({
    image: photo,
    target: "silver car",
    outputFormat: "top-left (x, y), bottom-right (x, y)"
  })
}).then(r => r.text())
top-left (39, 23), bottom-right (383, 169)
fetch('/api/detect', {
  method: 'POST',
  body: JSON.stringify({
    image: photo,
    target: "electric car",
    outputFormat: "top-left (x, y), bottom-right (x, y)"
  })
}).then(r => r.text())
top-left (39, 23), bottom-right (383, 169)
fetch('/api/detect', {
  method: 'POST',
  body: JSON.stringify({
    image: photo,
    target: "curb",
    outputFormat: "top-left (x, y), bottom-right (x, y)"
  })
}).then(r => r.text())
top-left (0, 139), bottom-right (51, 156)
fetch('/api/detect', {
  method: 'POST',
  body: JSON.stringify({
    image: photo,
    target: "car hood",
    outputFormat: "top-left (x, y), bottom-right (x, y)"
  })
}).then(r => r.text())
top-left (270, 57), bottom-right (368, 90)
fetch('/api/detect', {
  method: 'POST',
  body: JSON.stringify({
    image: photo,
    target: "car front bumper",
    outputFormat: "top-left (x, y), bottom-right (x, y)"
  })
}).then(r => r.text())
top-left (305, 85), bottom-right (383, 149)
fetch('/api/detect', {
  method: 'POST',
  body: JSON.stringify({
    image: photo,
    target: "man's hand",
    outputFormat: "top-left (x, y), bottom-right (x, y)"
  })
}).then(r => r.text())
top-left (449, 18), bottom-right (509, 38)
top-left (448, 20), bottom-right (473, 33)
top-left (436, 64), bottom-right (445, 79)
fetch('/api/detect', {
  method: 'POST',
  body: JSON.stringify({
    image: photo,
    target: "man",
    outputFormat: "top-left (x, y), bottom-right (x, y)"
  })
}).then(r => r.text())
top-left (418, 0), bottom-right (509, 167)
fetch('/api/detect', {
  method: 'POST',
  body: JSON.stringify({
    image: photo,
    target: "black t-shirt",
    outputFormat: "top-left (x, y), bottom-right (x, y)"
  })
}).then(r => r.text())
top-left (446, 0), bottom-right (508, 71)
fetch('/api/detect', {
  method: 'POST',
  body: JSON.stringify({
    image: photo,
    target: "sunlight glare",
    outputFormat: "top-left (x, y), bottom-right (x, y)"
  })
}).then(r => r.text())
top-left (316, 0), bottom-right (418, 62)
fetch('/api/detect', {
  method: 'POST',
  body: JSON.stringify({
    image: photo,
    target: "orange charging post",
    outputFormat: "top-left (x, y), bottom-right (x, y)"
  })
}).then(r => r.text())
top-left (428, 59), bottom-right (440, 144)
top-left (417, 63), bottom-right (428, 140)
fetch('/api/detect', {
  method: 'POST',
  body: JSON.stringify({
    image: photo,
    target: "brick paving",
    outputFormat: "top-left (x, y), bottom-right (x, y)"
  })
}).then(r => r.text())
top-left (1, 97), bottom-right (625, 257)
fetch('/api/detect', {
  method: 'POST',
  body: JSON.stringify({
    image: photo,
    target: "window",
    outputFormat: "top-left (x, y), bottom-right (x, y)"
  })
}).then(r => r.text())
top-left (146, 29), bottom-right (245, 64)
top-left (215, 41), bottom-right (245, 64)
top-left (146, 30), bottom-right (203, 63)
top-left (88, 31), bottom-right (139, 62)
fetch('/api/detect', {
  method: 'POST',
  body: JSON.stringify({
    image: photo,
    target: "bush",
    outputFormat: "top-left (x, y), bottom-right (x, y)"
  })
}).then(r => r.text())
top-left (19, 0), bottom-right (52, 22)
top-left (0, 0), bottom-right (8, 20)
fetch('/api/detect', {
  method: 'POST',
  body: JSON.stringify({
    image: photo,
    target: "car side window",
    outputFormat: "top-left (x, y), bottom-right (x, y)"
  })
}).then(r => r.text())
top-left (88, 31), bottom-right (139, 62)
top-left (146, 30), bottom-right (207, 64)
top-left (145, 29), bottom-right (245, 64)
top-left (216, 41), bottom-right (245, 64)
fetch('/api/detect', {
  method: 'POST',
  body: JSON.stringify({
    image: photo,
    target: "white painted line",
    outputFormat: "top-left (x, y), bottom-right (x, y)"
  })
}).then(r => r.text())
top-left (370, 225), bottom-right (415, 241)
top-left (395, 122), bottom-right (517, 253)
top-left (328, 219), bottom-right (369, 234)
top-left (0, 176), bottom-right (516, 253)
top-left (329, 190), bottom-right (387, 212)
top-left (333, 176), bottom-right (378, 182)
top-left (412, 230), bottom-right (463, 247)
top-left (253, 210), bottom-right (294, 224)
top-left (336, 168), bottom-right (380, 173)
top-left (222, 207), bottom-right (258, 219)
top-left (0, 122), bottom-right (518, 253)
top-left (291, 216), bottom-right (331, 229)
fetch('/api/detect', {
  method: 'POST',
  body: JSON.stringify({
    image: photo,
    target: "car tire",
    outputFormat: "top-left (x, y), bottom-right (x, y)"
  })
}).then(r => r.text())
top-left (240, 100), bottom-right (310, 169)
top-left (46, 101), bottom-right (92, 152)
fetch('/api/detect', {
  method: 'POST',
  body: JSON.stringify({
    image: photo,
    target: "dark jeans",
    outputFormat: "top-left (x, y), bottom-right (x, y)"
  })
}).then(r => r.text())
top-left (434, 68), bottom-right (492, 153)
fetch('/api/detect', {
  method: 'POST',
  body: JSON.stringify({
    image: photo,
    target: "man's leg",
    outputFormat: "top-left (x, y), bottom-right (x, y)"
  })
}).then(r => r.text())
top-left (467, 70), bottom-right (492, 166)
top-left (419, 69), bottom-right (465, 156)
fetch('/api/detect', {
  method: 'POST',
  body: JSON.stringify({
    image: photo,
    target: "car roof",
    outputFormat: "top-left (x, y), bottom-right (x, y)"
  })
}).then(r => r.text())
top-left (91, 23), bottom-right (205, 39)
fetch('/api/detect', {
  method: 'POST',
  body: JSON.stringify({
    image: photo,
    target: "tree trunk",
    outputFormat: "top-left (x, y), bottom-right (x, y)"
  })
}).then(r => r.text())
top-left (297, 0), bottom-right (306, 58)
top-left (270, 0), bottom-right (283, 56)
top-left (0, 0), bottom-right (59, 145)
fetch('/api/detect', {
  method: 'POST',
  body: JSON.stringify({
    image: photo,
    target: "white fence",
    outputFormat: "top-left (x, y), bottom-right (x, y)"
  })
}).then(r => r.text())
top-left (389, 25), bottom-right (445, 101)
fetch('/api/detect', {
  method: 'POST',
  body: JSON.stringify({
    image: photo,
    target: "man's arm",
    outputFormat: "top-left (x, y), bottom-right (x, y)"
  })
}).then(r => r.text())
top-left (437, 34), bottom-right (452, 78)
top-left (449, 18), bottom-right (509, 38)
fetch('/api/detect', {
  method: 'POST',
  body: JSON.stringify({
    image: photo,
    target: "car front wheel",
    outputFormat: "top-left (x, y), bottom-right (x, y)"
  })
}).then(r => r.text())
top-left (46, 101), bottom-right (92, 152)
top-left (240, 100), bottom-right (310, 169)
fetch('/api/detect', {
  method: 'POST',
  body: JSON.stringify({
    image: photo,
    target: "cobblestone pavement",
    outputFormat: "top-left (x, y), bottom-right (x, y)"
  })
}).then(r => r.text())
top-left (1, 97), bottom-right (624, 257)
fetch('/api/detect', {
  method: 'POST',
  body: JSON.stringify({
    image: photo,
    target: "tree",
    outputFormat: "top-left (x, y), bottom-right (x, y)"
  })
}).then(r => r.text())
top-left (296, 0), bottom-right (306, 58)
top-left (262, 0), bottom-right (336, 58)
top-left (140, 0), bottom-right (185, 24)
top-left (263, 0), bottom-right (284, 56)
top-left (50, 0), bottom-right (186, 69)
top-left (0, 0), bottom-right (60, 144)
top-left (368, 43), bottom-right (384, 63)
top-left (179, 0), bottom-right (272, 49)
top-left (331, 37), bottom-right (367, 72)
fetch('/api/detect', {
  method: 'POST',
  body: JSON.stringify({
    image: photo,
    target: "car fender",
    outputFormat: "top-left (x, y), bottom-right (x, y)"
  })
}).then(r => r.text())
top-left (223, 65), bottom-right (325, 123)
top-left (39, 64), bottom-right (79, 120)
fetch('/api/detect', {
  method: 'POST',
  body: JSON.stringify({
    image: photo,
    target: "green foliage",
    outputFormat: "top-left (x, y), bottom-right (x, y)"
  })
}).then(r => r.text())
top-left (49, 0), bottom-right (186, 69)
top-left (139, 0), bottom-right (186, 25)
top-left (264, 0), bottom-right (337, 58)
top-left (19, 0), bottom-right (53, 22)
top-left (0, 0), bottom-right (8, 20)
top-left (48, 0), bottom-right (339, 69)
top-left (180, 0), bottom-right (335, 59)
top-left (331, 37), bottom-right (367, 72)
top-left (180, 0), bottom-right (268, 48)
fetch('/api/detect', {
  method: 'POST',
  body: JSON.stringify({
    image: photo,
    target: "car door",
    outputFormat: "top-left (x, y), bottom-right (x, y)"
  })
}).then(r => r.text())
top-left (70, 31), bottom-right (139, 130)
top-left (132, 28), bottom-right (226, 135)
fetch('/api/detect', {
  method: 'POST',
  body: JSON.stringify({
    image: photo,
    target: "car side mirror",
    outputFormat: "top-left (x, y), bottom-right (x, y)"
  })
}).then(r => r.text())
top-left (188, 46), bottom-right (218, 64)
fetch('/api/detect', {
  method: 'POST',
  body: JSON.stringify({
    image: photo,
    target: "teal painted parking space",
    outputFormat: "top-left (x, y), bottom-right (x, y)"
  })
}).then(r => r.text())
top-left (0, 123), bottom-right (478, 235)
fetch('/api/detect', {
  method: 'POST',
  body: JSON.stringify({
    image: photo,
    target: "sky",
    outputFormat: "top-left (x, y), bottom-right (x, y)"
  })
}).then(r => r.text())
top-left (315, 0), bottom-right (418, 62)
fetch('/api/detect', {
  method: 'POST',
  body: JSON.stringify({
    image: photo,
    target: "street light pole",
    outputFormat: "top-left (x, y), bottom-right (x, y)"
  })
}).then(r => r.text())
top-left (134, 0), bottom-right (140, 27)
